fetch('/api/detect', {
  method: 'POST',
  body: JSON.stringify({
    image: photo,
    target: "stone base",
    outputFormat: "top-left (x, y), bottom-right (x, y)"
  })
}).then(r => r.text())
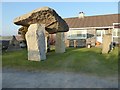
top-left (55, 32), bottom-right (65, 53)
top-left (25, 23), bottom-right (46, 61)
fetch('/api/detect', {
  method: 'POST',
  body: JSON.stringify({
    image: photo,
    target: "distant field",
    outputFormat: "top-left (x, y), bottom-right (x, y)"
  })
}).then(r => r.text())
top-left (0, 36), bottom-right (12, 40)
top-left (2, 47), bottom-right (118, 77)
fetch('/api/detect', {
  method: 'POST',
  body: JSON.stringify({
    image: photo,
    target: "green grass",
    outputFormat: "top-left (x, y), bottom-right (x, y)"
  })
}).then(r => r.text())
top-left (2, 47), bottom-right (118, 77)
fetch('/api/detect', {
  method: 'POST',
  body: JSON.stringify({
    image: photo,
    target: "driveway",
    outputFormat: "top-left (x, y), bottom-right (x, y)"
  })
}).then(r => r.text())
top-left (2, 68), bottom-right (118, 88)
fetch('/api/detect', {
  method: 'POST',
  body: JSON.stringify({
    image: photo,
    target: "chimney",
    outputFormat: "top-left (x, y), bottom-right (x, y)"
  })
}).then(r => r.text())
top-left (78, 12), bottom-right (85, 19)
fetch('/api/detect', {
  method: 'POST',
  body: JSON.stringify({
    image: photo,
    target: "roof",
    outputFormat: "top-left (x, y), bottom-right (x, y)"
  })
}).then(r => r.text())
top-left (64, 14), bottom-right (119, 28)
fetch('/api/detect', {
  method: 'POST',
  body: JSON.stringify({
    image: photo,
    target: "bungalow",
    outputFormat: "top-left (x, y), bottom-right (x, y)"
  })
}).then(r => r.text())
top-left (64, 13), bottom-right (120, 47)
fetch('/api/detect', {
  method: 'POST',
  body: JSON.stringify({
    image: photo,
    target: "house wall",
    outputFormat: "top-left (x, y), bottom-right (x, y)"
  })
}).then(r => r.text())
top-left (95, 28), bottom-right (118, 44)
top-left (65, 28), bottom-right (113, 47)
top-left (95, 28), bottom-right (113, 45)
top-left (65, 29), bottom-right (87, 47)
top-left (66, 29), bottom-right (87, 39)
top-left (49, 28), bottom-right (118, 48)
top-left (112, 28), bottom-right (120, 44)
top-left (105, 29), bottom-right (110, 34)
top-left (86, 28), bottom-right (96, 46)
top-left (65, 28), bottom-right (96, 47)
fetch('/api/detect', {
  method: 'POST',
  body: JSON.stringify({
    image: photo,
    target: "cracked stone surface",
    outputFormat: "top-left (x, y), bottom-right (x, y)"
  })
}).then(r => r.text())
top-left (55, 32), bottom-right (65, 53)
top-left (14, 7), bottom-right (69, 34)
top-left (25, 24), bottom-right (46, 61)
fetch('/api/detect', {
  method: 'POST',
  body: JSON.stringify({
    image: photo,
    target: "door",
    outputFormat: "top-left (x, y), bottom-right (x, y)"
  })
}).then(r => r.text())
top-left (96, 30), bottom-right (105, 43)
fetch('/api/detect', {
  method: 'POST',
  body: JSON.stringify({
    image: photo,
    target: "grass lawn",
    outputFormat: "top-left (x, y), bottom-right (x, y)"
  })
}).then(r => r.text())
top-left (2, 47), bottom-right (118, 77)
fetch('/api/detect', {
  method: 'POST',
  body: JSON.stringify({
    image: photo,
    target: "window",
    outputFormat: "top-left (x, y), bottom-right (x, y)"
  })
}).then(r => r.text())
top-left (113, 29), bottom-right (119, 37)
top-left (77, 31), bottom-right (86, 38)
top-left (113, 29), bottom-right (117, 36)
top-left (67, 29), bottom-right (87, 39)
top-left (96, 30), bottom-right (105, 37)
top-left (96, 30), bottom-right (101, 36)
top-left (118, 29), bottom-right (120, 36)
top-left (113, 23), bottom-right (120, 37)
top-left (70, 31), bottom-right (77, 37)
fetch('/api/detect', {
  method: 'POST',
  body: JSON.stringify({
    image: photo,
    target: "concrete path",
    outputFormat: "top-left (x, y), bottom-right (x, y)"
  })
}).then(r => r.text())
top-left (2, 68), bottom-right (118, 88)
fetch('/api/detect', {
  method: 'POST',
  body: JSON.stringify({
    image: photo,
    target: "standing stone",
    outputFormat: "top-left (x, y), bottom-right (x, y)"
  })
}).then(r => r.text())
top-left (7, 35), bottom-right (22, 51)
top-left (18, 26), bottom-right (28, 40)
top-left (25, 24), bottom-right (46, 61)
top-left (74, 40), bottom-right (77, 47)
top-left (45, 36), bottom-right (48, 53)
top-left (102, 34), bottom-right (112, 54)
top-left (55, 32), bottom-right (65, 53)
top-left (65, 39), bottom-right (70, 47)
top-left (47, 35), bottom-right (51, 52)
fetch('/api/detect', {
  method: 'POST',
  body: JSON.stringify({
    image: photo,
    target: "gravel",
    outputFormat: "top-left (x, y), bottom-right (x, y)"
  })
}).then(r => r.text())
top-left (2, 68), bottom-right (118, 88)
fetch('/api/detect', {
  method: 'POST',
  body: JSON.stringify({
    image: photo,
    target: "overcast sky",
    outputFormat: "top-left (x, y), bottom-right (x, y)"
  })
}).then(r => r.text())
top-left (2, 2), bottom-right (119, 36)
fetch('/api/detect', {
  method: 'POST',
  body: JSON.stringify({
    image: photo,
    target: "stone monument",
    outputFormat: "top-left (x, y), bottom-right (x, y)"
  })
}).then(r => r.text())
top-left (55, 32), bottom-right (65, 53)
top-left (18, 26), bottom-right (28, 40)
top-left (7, 35), bottom-right (22, 51)
top-left (102, 34), bottom-right (112, 54)
top-left (25, 24), bottom-right (46, 61)
top-left (13, 7), bottom-right (69, 61)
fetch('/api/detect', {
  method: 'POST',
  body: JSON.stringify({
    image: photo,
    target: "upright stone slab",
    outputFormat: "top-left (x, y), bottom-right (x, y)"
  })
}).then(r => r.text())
top-left (102, 34), bottom-right (112, 54)
top-left (74, 40), bottom-right (77, 47)
top-left (47, 35), bottom-right (51, 52)
top-left (7, 35), bottom-right (22, 51)
top-left (45, 36), bottom-right (48, 53)
top-left (55, 32), bottom-right (65, 53)
top-left (65, 39), bottom-right (70, 47)
top-left (25, 24), bottom-right (46, 61)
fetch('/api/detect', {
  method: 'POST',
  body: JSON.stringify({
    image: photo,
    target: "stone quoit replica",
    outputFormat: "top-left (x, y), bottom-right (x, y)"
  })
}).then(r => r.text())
top-left (13, 7), bottom-right (69, 61)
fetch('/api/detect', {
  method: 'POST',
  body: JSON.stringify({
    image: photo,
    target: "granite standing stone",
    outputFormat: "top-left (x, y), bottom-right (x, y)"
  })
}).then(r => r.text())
top-left (102, 34), bottom-right (112, 54)
top-left (45, 36), bottom-right (48, 53)
top-left (7, 35), bottom-right (22, 51)
top-left (55, 32), bottom-right (65, 53)
top-left (25, 24), bottom-right (46, 61)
